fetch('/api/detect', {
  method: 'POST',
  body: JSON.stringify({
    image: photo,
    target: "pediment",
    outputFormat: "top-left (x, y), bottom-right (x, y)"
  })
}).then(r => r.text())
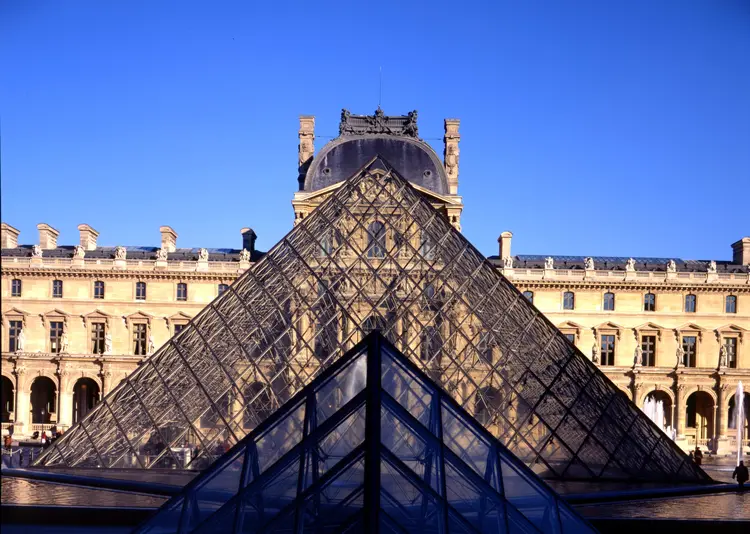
top-left (715, 323), bottom-right (746, 333)
top-left (83, 309), bottom-right (111, 320)
top-left (124, 310), bottom-right (154, 325)
top-left (166, 311), bottom-right (193, 326)
top-left (634, 322), bottom-right (665, 331)
top-left (676, 322), bottom-right (704, 332)
top-left (3, 307), bottom-right (30, 317)
top-left (594, 321), bottom-right (624, 331)
top-left (42, 308), bottom-right (70, 318)
top-left (557, 321), bottom-right (583, 330)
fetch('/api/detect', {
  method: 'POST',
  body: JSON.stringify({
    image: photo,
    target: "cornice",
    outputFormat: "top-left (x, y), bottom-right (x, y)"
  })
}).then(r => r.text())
top-left (510, 279), bottom-right (750, 292)
top-left (0, 266), bottom-right (245, 282)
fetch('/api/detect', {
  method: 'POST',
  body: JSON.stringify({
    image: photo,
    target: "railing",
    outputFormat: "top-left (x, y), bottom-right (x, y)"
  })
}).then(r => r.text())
top-left (501, 266), bottom-right (748, 283)
top-left (1, 257), bottom-right (247, 273)
top-left (31, 423), bottom-right (56, 432)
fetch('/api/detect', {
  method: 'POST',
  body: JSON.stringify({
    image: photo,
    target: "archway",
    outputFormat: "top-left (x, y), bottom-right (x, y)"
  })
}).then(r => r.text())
top-left (642, 390), bottom-right (673, 435)
top-left (728, 392), bottom-right (750, 447)
top-left (30, 376), bottom-right (57, 424)
top-left (686, 391), bottom-right (714, 447)
top-left (72, 378), bottom-right (100, 424)
top-left (1, 376), bottom-right (14, 423)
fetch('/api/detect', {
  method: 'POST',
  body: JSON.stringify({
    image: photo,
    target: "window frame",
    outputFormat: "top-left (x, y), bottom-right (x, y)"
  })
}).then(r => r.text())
top-left (644, 292), bottom-right (656, 312)
top-left (682, 335), bottom-right (698, 367)
top-left (723, 336), bottom-right (738, 369)
top-left (91, 322), bottom-right (106, 354)
top-left (176, 282), bottom-right (188, 302)
top-left (93, 280), bottom-right (105, 300)
top-left (49, 320), bottom-right (65, 354)
top-left (8, 320), bottom-right (23, 352)
top-left (641, 335), bottom-right (657, 367)
top-left (600, 334), bottom-right (616, 366)
top-left (52, 279), bottom-right (63, 299)
top-left (132, 322), bottom-right (148, 356)
top-left (684, 294), bottom-right (696, 313)
top-left (366, 221), bottom-right (386, 259)
top-left (11, 279), bottom-right (22, 297)
top-left (725, 295), bottom-right (737, 314)
top-left (562, 291), bottom-right (575, 310)
top-left (135, 281), bottom-right (147, 301)
top-left (603, 292), bottom-right (615, 311)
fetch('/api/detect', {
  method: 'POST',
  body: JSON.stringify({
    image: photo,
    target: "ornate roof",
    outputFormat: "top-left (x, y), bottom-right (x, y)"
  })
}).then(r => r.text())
top-left (338, 107), bottom-right (419, 138)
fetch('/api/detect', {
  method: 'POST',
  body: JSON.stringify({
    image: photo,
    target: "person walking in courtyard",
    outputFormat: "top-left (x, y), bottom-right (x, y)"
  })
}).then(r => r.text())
top-left (733, 461), bottom-right (749, 489)
top-left (693, 447), bottom-right (703, 466)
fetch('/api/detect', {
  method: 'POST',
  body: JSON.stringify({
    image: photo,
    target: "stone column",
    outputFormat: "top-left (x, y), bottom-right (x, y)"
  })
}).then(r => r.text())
top-left (715, 384), bottom-right (730, 455)
top-left (443, 119), bottom-right (460, 195)
top-left (675, 384), bottom-right (688, 449)
top-left (57, 370), bottom-right (73, 430)
top-left (14, 368), bottom-right (30, 437)
top-left (298, 116), bottom-right (315, 191)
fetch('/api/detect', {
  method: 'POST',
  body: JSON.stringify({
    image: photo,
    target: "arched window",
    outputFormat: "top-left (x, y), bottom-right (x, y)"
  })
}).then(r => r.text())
top-left (685, 294), bottom-right (696, 313)
top-left (726, 295), bottom-right (737, 314)
top-left (644, 293), bottom-right (656, 312)
top-left (367, 221), bottom-right (386, 258)
top-left (563, 291), bottom-right (575, 310)
top-left (603, 292), bottom-right (615, 311)
top-left (522, 291), bottom-right (534, 303)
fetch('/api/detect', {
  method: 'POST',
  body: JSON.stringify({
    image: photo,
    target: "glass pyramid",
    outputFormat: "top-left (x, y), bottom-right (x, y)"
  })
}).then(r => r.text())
top-left (134, 332), bottom-right (597, 534)
top-left (36, 156), bottom-right (708, 483)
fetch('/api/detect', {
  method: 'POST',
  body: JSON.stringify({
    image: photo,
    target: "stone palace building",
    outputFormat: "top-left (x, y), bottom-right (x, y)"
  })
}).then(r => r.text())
top-left (2, 109), bottom-right (749, 457)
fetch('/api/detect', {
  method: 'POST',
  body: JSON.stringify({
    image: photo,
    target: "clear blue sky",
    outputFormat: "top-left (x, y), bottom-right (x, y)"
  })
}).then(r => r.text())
top-left (2, 1), bottom-right (748, 260)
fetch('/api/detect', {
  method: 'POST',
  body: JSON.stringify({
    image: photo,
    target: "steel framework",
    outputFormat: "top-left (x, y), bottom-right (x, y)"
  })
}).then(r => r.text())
top-left (36, 157), bottom-right (708, 483)
top-left (134, 333), bottom-right (596, 533)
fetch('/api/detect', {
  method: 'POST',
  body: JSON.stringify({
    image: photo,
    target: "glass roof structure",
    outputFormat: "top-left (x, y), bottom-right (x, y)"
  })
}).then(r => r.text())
top-left (36, 156), bottom-right (708, 483)
top-left (135, 333), bottom-right (596, 534)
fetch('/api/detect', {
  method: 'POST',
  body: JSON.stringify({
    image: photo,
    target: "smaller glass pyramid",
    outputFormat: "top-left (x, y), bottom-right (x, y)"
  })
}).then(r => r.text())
top-left (135, 332), bottom-right (596, 534)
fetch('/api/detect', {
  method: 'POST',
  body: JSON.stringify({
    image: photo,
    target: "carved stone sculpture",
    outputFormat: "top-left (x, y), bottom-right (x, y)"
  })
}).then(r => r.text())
top-left (584, 257), bottom-right (594, 270)
top-left (299, 138), bottom-right (314, 168)
top-left (104, 332), bottom-right (113, 355)
top-left (445, 144), bottom-right (459, 182)
top-left (239, 248), bottom-right (251, 262)
top-left (60, 330), bottom-right (69, 353)
top-left (404, 110), bottom-right (419, 137)
top-left (707, 260), bottom-right (717, 273)
top-left (676, 345), bottom-right (685, 368)
top-left (626, 258), bottom-right (636, 272)
top-left (156, 248), bottom-right (168, 261)
top-left (147, 335), bottom-right (155, 355)
top-left (114, 246), bottom-right (127, 260)
top-left (544, 257), bottom-right (554, 270)
top-left (31, 245), bottom-right (43, 258)
top-left (16, 328), bottom-right (25, 352)
top-left (591, 342), bottom-right (599, 364)
top-left (634, 346), bottom-right (642, 367)
top-left (199, 248), bottom-right (209, 262)
top-left (666, 260), bottom-right (677, 273)
top-left (719, 344), bottom-right (728, 368)
top-left (503, 256), bottom-right (514, 268)
top-left (73, 245), bottom-right (85, 259)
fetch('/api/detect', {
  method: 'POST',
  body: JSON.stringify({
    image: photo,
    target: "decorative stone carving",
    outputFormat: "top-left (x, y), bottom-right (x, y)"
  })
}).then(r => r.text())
top-left (73, 245), bottom-right (85, 259)
top-left (544, 257), bottom-right (554, 270)
top-left (666, 260), bottom-right (677, 273)
top-left (503, 256), bottom-right (514, 268)
top-left (239, 248), bottom-right (251, 262)
top-left (114, 246), bottom-right (127, 260)
top-left (338, 108), bottom-right (420, 137)
top-left (198, 248), bottom-right (209, 262)
top-left (675, 345), bottom-right (685, 368)
top-left (584, 257), bottom-right (595, 271)
top-left (31, 245), bottom-right (43, 258)
top-left (591, 342), bottom-right (599, 364)
top-left (404, 110), bottom-right (419, 137)
top-left (156, 248), bottom-right (169, 261)
top-left (707, 260), bottom-right (717, 273)
top-left (60, 330), bottom-right (69, 353)
top-left (299, 137), bottom-right (314, 168)
top-left (445, 144), bottom-right (459, 183)
top-left (719, 344), bottom-right (728, 368)
top-left (104, 332), bottom-right (113, 355)
top-left (626, 258), bottom-right (636, 272)
top-left (16, 328), bottom-right (25, 353)
top-left (147, 334), bottom-right (155, 355)
top-left (15, 364), bottom-right (27, 376)
top-left (634, 346), bottom-right (642, 367)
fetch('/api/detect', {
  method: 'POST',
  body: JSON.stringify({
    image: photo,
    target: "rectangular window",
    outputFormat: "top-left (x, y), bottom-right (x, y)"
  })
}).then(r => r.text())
top-left (11, 279), bottom-right (22, 297)
top-left (685, 294), bottom-right (696, 313)
top-left (564, 333), bottom-right (575, 344)
top-left (725, 337), bottom-right (738, 369)
top-left (218, 283), bottom-right (229, 296)
top-left (603, 292), bottom-right (615, 311)
top-left (50, 321), bottom-right (64, 353)
top-left (136, 282), bottom-right (146, 301)
top-left (174, 324), bottom-right (186, 336)
top-left (133, 324), bottom-right (148, 355)
top-left (726, 295), bottom-right (737, 314)
top-left (176, 283), bottom-right (187, 301)
top-left (8, 320), bottom-right (22, 352)
top-left (644, 293), bottom-right (656, 312)
top-left (94, 281), bottom-right (105, 299)
top-left (91, 323), bottom-right (106, 354)
top-left (563, 292), bottom-right (575, 310)
top-left (682, 336), bottom-right (697, 367)
top-left (53, 280), bottom-right (63, 298)
top-left (600, 335), bottom-right (615, 366)
top-left (641, 335), bottom-right (656, 367)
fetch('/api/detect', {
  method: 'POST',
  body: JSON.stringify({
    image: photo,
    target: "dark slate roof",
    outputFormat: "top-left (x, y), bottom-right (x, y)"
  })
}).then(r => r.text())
top-left (486, 254), bottom-right (749, 273)
top-left (1, 245), bottom-right (265, 262)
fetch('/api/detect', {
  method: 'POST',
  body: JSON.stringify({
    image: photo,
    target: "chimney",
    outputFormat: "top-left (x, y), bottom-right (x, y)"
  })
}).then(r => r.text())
top-left (1, 223), bottom-right (20, 249)
top-left (241, 227), bottom-right (257, 253)
top-left (160, 226), bottom-right (178, 252)
top-left (443, 118), bottom-right (461, 195)
top-left (37, 223), bottom-right (59, 250)
top-left (77, 224), bottom-right (99, 250)
top-left (498, 231), bottom-right (513, 260)
top-left (298, 115), bottom-right (315, 190)
top-left (732, 237), bottom-right (750, 265)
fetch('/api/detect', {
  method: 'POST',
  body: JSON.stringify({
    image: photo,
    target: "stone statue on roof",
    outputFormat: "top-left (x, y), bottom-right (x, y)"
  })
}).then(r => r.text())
top-left (707, 260), bottom-right (717, 273)
top-left (626, 258), bottom-right (636, 272)
top-left (114, 246), bottom-right (126, 260)
top-left (239, 248), bottom-right (251, 262)
top-left (584, 257), bottom-right (595, 271)
top-left (156, 248), bottom-right (168, 261)
top-left (404, 110), bottom-right (419, 137)
top-left (666, 259), bottom-right (677, 273)
top-left (31, 245), bottom-right (43, 258)
top-left (544, 257), bottom-right (554, 269)
top-left (503, 256), bottom-right (514, 268)
top-left (198, 248), bottom-right (209, 262)
top-left (73, 245), bottom-right (85, 259)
